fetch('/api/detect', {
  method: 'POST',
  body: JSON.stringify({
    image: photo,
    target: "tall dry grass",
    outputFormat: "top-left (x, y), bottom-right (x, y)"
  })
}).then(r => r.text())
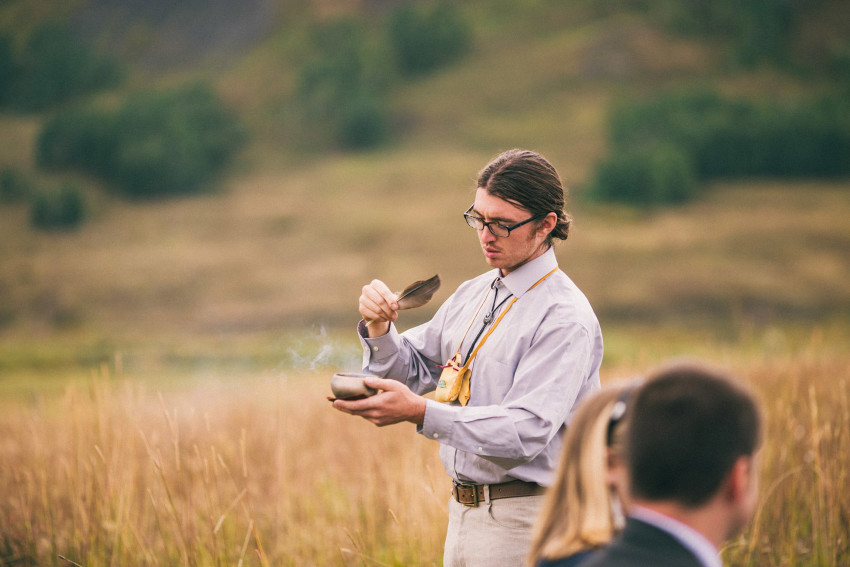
top-left (726, 351), bottom-right (850, 565)
top-left (0, 366), bottom-right (447, 566)
top-left (1, 342), bottom-right (848, 566)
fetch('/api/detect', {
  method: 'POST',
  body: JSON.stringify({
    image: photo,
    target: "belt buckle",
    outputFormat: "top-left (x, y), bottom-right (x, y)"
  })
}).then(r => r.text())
top-left (455, 482), bottom-right (479, 507)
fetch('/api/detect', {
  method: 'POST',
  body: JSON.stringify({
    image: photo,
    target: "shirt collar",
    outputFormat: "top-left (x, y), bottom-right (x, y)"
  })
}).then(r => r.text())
top-left (629, 506), bottom-right (722, 567)
top-left (497, 247), bottom-right (558, 299)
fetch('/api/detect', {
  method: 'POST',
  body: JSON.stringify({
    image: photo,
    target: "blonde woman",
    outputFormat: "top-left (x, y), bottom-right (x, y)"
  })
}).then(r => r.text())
top-left (528, 383), bottom-right (637, 567)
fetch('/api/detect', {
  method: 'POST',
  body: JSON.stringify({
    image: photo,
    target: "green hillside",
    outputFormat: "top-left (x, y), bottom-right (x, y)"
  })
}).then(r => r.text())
top-left (1, 0), bottom-right (849, 372)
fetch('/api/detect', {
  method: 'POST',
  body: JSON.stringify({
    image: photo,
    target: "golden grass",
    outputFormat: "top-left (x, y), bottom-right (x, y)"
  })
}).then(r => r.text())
top-left (1, 331), bottom-right (848, 566)
top-left (0, 367), bottom-right (448, 566)
top-left (731, 355), bottom-right (850, 565)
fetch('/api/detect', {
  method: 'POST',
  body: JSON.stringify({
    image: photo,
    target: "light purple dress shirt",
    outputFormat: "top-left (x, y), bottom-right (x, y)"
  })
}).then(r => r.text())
top-left (358, 247), bottom-right (603, 486)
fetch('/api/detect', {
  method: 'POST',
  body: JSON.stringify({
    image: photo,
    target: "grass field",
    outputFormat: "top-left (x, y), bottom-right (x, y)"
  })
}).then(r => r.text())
top-left (1, 326), bottom-right (848, 566)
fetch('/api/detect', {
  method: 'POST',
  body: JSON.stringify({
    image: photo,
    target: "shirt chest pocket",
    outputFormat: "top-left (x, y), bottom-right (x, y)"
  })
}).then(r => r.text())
top-left (474, 324), bottom-right (531, 367)
top-left (468, 351), bottom-right (515, 402)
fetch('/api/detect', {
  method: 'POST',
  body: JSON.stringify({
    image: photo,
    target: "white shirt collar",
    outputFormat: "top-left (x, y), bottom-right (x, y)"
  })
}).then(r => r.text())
top-left (629, 506), bottom-right (723, 567)
top-left (498, 247), bottom-right (558, 299)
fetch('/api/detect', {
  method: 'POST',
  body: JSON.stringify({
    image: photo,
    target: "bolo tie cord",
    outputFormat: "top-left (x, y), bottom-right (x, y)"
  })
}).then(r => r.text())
top-left (463, 280), bottom-right (512, 364)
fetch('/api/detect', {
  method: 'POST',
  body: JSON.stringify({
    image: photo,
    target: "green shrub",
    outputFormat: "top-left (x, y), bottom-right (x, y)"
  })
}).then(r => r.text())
top-left (647, 0), bottom-right (796, 67)
top-left (297, 18), bottom-right (390, 149)
top-left (753, 98), bottom-right (850, 177)
top-left (589, 144), bottom-right (697, 207)
top-left (608, 90), bottom-right (850, 180)
top-left (298, 19), bottom-right (366, 123)
top-left (29, 183), bottom-right (87, 230)
top-left (829, 43), bottom-right (850, 79)
top-left (37, 83), bottom-right (245, 198)
top-left (337, 95), bottom-right (388, 149)
top-left (0, 168), bottom-right (32, 203)
top-left (0, 34), bottom-right (17, 106)
top-left (107, 84), bottom-right (245, 196)
top-left (36, 106), bottom-right (115, 172)
top-left (387, 1), bottom-right (472, 77)
top-left (295, 4), bottom-right (470, 149)
top-left (14, 23), bottom-right (124, 111)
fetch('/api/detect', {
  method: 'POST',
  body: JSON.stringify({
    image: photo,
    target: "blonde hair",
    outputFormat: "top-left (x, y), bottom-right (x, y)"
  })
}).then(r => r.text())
top-left (528, 385), bottom-right (632, 565)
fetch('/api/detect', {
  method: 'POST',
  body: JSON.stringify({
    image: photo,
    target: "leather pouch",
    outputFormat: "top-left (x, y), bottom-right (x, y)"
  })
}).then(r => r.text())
top-left (435, 352), bottom-right (470, 404)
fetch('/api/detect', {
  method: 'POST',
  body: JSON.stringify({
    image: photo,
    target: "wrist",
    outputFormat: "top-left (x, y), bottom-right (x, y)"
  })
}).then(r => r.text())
top-left (410, 396), bottom-right (426, 426)
top-left (366, 320), bottom-right (390, 338)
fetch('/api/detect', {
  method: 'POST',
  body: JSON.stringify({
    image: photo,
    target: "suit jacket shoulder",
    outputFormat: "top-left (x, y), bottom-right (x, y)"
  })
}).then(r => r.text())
top-left (536, 549), bottom-right (595, 567)
top-left (581, 518), bottom-right (705, 567)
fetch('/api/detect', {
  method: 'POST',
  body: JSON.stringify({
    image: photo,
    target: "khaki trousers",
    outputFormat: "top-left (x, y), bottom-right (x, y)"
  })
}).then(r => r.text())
top-left (443, 493), bottom-right (546, 567)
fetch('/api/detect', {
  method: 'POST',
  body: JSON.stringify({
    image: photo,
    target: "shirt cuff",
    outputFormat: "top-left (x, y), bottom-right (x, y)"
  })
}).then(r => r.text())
top-left (359, 320), bottom-right (399, 364)
top-left (419, 399), bottom-right (456, 442)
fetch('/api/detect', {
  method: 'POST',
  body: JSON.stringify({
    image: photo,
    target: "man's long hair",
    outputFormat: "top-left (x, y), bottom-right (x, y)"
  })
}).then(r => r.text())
top-left (477, 149), bottom-right (572, 245)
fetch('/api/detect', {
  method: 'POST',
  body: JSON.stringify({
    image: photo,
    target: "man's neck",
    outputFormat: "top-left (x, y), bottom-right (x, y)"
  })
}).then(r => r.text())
top-left (498, 243), bottom-right (552, 277)
top-left (498, 241), bottom-right (551, 276)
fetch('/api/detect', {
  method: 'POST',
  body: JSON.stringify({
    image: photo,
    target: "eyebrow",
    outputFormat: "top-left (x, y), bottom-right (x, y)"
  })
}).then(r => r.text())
top-left (469, 208), bottom-right (517, 224)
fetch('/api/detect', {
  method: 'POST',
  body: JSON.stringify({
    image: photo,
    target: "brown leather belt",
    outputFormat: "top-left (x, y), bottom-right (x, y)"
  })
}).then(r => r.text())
top-left (452, 479), bottom-right (546, 507)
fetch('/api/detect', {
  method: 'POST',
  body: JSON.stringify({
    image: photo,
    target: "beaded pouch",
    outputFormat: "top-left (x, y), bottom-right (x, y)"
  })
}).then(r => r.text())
top-left (435, 352), bottom-right (471, 404)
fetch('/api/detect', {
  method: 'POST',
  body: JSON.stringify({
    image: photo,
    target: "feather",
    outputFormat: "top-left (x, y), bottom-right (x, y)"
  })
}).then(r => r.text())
top-left (396, 274), bottom-right (441, 310)
top-left (363, 274), bottom-right (441, 327)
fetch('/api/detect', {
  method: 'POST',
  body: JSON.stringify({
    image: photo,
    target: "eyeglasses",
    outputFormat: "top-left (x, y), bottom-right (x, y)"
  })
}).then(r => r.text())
top-left (463, 205), bottom-right (544, 238)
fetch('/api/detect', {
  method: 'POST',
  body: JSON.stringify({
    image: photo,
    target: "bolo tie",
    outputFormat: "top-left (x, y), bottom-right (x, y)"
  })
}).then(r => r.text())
top-left (464, 278), bottom-right (513, 363)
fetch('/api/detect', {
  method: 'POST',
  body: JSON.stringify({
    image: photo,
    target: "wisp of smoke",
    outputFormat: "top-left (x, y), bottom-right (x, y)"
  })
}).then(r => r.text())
top-left (281, 326), bottom-right (360, 373)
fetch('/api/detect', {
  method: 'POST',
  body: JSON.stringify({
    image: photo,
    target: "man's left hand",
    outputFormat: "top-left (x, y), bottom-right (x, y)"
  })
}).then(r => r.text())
top-left (332, 377), bottom-right (426, 427)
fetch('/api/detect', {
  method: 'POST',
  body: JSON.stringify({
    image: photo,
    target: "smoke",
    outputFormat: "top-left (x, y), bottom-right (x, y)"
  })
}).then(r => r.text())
top-left (281, 326), bottom-right (360, 373)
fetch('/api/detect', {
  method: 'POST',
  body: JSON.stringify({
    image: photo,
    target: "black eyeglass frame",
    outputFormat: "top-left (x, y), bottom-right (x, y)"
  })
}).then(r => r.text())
top-left (463, 204), bottom-right (545, 238)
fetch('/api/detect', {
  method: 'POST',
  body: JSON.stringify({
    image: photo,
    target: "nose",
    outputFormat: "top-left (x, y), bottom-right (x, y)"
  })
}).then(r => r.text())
top-left (479, 226), bottom-right (496, 244)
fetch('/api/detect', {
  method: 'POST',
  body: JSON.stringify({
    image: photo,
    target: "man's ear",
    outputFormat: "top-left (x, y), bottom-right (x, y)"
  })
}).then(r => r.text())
top-left (538, 211), bottom-right (557, 236)
top-left (606, 447), bottom-right (629, 492)
top-left (725, 456), bottom-right (753, 503)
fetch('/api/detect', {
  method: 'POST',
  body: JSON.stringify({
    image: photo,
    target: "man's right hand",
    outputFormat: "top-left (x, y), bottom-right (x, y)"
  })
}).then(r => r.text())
top-left (359, 279), bottom-right (399, 337)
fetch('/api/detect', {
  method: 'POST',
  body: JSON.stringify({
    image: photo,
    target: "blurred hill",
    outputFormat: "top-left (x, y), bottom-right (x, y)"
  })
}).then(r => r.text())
top-left (69, 0), bottom-right (278, 71)
top-left (0, 0), bottom-right (848, 362)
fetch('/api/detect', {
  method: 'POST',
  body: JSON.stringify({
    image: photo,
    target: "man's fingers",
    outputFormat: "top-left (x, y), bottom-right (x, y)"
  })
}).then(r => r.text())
top-left (332, 386), bottom-right (420, 427)
top-left (360, 279), bottom-right (399, 321)
top-left (369, 280), bottom-right (399, 310)
top-left (363, 377), bottom-right (398, 391)
top-left (368, 278), bottom-right (393, 296)
top-left (333, 395), bottom-right (377, 412)
top-left (360, 294), bottom-right (387, 321)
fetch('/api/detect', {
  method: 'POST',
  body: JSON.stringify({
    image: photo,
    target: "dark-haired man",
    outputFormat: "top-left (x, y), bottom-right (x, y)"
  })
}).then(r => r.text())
top-left (333, 149), bottom-right (603, 566)
top-left (583, 360), bottom-right (763, 567)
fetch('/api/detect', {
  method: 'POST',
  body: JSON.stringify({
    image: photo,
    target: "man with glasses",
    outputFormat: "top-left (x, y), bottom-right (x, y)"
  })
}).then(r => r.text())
top-left (332, 149), bottom-right (603, 566)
